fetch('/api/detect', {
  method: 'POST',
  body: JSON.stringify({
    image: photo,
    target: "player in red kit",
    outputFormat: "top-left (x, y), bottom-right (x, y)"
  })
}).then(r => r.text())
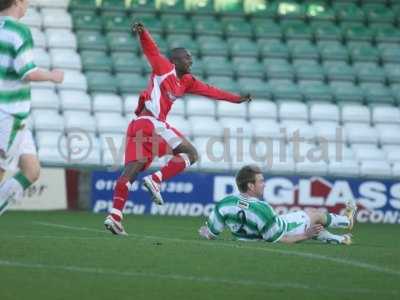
top-left (104, 22), bottom-right (251, 235)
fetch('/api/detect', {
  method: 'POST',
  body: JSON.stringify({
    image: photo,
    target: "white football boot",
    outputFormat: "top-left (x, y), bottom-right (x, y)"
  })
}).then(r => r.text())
top-left (344, 200), bottom-right (357, 230)
top-left (316, 230), bottom-right (352, 245)
top-left (143, 175), bottom-right (164, 205)
top-left (341, 234), bottom-right (352, 245)
top-left (104, 215), bottom-right (128, 236)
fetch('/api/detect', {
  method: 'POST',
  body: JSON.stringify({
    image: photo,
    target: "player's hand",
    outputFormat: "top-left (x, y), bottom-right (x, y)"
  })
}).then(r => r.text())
top-left (304, 224), bottom-right (323, 239)
top-left (51, 69), bottom-right (64, 83)
top-left (239, 93), bottom-right (252, 103)
top-left (198, 226), bottom-right (214, 240)
top-left (132, 22), bottom-right (144, 34)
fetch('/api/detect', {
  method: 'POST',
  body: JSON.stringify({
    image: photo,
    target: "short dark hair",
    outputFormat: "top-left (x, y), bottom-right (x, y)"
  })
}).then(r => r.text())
top-left (235, 165), bottom-right (262, 193)
top-left (167, 47), bottom-right (187, 60)
top-left (0, 0), bottom-right (15, 11)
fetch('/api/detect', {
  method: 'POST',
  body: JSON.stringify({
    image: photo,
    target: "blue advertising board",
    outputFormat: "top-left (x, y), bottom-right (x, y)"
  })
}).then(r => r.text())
top-left (91, 171), bottom-right (400, 224)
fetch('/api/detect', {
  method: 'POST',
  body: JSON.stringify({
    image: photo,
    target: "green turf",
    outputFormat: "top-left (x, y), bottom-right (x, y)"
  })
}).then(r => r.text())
top-left (0, 211), bottom-right (399, 300)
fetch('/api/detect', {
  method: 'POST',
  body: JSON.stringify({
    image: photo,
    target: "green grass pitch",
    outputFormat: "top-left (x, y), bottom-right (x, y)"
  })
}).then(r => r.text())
top-left (0, 211), bottom-right (399, 300)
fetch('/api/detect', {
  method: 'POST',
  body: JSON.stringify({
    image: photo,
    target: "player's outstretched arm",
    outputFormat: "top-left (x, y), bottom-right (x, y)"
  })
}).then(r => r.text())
top-left (186, 77), bottom-right (252, 103)
top-left (132, 21), bottom-right (172, 75)
top-left (198, 210), bottom-right (225, 240)
top-left (198, 226), bottom-right (217, 240)
top-left (132, 22), bottom-right (145, 35)
top-left (239, 93), bottom-right (252, 103)
top-left (24, 69), bottom-right (64, 83)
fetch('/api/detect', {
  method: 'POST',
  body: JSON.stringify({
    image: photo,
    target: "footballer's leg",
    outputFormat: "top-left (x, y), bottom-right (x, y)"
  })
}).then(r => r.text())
top-left (344, 200), bottom-right (357, 230)
top-left (105, 119), bottom-right (153, 235)
top-left (144, 129), bottom-right (197, 205)
top-left (0, 130), bottom-right (38, 216)
top-left (0, 162), bottom-right (36, 216)
top-left (283, 210), bottom-right (352, 245)
top-left (0, 167), bottom-right (9, 215)
top-left (315, 230), bottom-right (352, 245)
top-left (281, 211), bottom-right (311, 237)
top-left (0, 114), bottom-right (17, 215)
top-left (104, 160), bottom-right (147, 236)
top-left (19, 154), bottom-right (40, 183)
top-left (306, 206), bottom-right (357, 231)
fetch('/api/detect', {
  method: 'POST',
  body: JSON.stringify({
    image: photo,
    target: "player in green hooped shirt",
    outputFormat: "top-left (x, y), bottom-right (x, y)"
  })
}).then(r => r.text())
top-left (0, 0), bottom-right (64, 215)
top-left (199, 165), bottom-right (356, 245)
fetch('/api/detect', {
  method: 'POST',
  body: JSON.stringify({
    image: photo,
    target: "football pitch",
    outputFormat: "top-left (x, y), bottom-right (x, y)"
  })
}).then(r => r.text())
top-left (0, 212), bottom-right (399, 300)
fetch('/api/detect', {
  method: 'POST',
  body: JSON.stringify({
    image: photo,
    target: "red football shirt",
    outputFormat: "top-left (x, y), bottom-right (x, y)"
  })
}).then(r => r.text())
top-left (134, 29), bottom-right (241, 122)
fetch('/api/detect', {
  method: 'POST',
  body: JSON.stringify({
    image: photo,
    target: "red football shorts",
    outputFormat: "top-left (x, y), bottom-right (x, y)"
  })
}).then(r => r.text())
top-left (124, 116), bottom-right (184, 171)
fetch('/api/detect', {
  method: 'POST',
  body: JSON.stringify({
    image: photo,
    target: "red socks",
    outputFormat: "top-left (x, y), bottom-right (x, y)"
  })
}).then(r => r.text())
top-left (111, 154), bottom-right (191, 221)
top-left (110, 176), bottom-right (130, 222)
top-left (151, 153), bottom-right (191, 183)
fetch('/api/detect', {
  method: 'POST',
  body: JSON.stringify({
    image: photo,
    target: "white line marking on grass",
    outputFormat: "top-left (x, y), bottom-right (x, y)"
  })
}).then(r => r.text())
top-left (34, 221), bottom-right (105, 233)
top-left (0, 235), bottom-right (116, 241)
top-left (33, 221), bottom-right (400, 278)
top-left (0, 259), bottom-right (308, 290)
top-left (0, 259), bottom-right (397, 296)
top-left (248, 247), bottom-right (400, 278)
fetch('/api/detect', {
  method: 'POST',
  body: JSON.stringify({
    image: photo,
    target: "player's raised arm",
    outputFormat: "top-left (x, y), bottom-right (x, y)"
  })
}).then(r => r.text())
top-left (132, 22), bottom-right (172, 75)
top-left (186, 76), bottom-right (252, 103)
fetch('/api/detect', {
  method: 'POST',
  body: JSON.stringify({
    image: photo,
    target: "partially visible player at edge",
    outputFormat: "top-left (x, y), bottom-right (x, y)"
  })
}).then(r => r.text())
top-left (199, 165), bottom-right (357, 245)
top-left (0, 0), bottom-right (64, 216)
top-left (104, 22), bottom-right (251, 235)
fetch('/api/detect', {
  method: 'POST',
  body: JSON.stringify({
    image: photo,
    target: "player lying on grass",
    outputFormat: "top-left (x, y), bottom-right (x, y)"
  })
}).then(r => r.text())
top-left (0, 0), bottom-right (64, 215)
top-left (104, 22), bottom-right (251, 235)
top-left (199, 165), bottom-right (356, 244)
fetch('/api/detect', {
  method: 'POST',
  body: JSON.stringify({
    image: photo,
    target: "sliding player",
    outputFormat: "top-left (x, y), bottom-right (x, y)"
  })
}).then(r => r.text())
top-left (199, 165), bottom-right (356, 244)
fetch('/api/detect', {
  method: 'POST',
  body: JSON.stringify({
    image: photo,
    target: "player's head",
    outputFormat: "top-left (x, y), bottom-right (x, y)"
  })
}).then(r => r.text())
top-left (168, 47), bottom-right (193, 75)
top-left (235, 165), bottom-right (265, 198)
top-left (0, 0), bottom-right (29, 18)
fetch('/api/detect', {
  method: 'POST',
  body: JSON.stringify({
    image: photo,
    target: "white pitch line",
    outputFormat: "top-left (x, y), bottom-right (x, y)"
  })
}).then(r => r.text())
top-left (32, 221), bottom-right (400, 277)
top-left (0, 234), bottom-right (116, 241)
top-left (0, 259), bottom-right (308, 290)
top-left (34, 221), bottom-right (105, 233)
top-left (0, 259), bottom-right (397, 296)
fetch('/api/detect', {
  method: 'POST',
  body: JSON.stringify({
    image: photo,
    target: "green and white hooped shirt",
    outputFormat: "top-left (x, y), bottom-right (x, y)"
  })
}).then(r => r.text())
top-left (206, 194), bottom-right (288, 242)
top-left (0, 16), bottom-right (37, 120)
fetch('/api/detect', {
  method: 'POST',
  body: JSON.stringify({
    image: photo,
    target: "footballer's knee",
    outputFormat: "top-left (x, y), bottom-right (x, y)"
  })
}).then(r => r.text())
top-left (122, 160), bottom-right (147, 183)
top-left (186, 147), bottom-right (198, 164)
top-left (174, 141), bottom-right (198, 165)
top-left (23, 167), bottom-right (40, 183)
top-left (29, 167), bottom-right (41, 183)
top-left (19, 154), bottom-right (41, 183)
top-left (307, 209), bottom-right (326, 225)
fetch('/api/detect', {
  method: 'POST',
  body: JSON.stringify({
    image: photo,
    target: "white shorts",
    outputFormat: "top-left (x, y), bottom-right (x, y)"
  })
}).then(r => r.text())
top-left (0, 111), bottom-right (36, 171)
top-left (281, 211), bottom-right (311, 236)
